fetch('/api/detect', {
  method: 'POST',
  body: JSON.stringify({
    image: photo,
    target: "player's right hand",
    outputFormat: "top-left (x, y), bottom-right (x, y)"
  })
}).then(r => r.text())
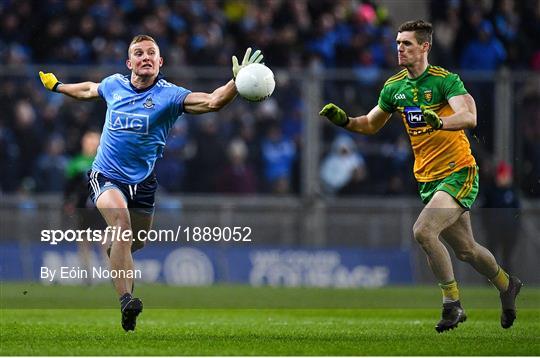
top-left (232, 47), bottom-right (264, 79)
top-left (39, 71), bottom-right (62, 92)
top-left (319, 103), bottom-right (349, 127)
top-left (421, 105), bottom-right (443, 129)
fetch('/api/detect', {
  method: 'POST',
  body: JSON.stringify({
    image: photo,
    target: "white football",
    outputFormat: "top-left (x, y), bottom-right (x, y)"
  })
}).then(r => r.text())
top-left (235, 63), bottom-right (275, 102)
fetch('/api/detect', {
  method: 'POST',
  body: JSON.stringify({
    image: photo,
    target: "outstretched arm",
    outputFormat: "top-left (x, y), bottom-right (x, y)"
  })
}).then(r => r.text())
top-left (184, 47), bottom-right (264, 114)
top-left (346, 105), bottom-right (393, 134)
top-left (39, 71), bottom-right (100, 100)
top-left (319, 103), bottom-right (392, 135)
top-left (184, 80), bottom-right (237, 114)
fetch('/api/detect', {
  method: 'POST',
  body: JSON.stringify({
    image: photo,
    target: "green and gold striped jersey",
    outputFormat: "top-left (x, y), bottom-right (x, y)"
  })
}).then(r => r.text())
top-left (378, 65), bottom-right (476, 182)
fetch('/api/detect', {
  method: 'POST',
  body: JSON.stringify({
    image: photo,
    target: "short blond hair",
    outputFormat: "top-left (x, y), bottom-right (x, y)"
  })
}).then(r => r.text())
top-left (128, 35), bottom-right (159, 55)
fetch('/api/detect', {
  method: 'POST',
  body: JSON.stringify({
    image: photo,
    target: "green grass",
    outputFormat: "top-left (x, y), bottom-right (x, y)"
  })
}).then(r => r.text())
top-left (1, 283), bottom-right (539, 355)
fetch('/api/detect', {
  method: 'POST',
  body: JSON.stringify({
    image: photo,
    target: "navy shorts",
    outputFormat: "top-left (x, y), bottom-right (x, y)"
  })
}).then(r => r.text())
top-left (88, 170), bottom-right (158, 214)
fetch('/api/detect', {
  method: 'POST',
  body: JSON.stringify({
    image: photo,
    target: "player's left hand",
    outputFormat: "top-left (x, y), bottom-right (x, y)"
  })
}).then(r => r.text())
top-left (421, 106), bottom-right (443, 129)
top-left (232, 48), bottom-right (264, 79)
top-left (39, 71), bottom-right (63, 92)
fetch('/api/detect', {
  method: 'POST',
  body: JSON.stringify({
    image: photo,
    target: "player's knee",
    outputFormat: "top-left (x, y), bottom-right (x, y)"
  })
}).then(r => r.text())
top-left (455, 247), bottom-right (475, 262)
top-left (112, 217), bottom-right (131, 231)
top-left (110, 238), bottom-right (132, 253)
top-left (413, 220), bottom-right (435, 245)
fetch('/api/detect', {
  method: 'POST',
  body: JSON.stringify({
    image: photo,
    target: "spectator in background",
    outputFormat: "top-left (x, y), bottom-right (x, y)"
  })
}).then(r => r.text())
top-left (433, 3), bottom-right (460, 68)
top-left (354, 49), bottom-right (381, 84)
top-left (384, 135), bottom-right (414, 194)
top-left (461, 20), bottom-right (506, 70)
top-left (520, 81), bottom-right (540, 196)
top-left (254, 98), bottom-right (281, 143)
top-left (0, 123), bottom-right (20, 192)
top-left (13, 100), bottom-right (42, 187)
top-left (34, 134), bottom-right (68, 192)
top-left (493, 0), bottom-right (525, 68)
top-left (261, 123), bottom-right (296, 194)
top-left (64, 129), bottom-right (100, 211)
top-left (63, 129), bottom-right (106, 284)
top-left (185, 116), bottom-right (226, 192)
top-left (320, 135), bottom-right (367, 195)
top-left (155, 118), bottom-right (189, 192)
top-left (307, 13), bottom-right (338, 67)
top-left (281, 97), bottom-right (304, 146)
top-left (217, 138), bottom-right (257, 194)
top-left (481, 161), bottom-right (521, 273)
top-left (453, 4), bottom-right (485, 64)
top-left (523, 0), bottom-right (540, 70)
top-left (493, 0), bottom-right (519, 44)
top-left (236, 120), bottom-right (261, 173)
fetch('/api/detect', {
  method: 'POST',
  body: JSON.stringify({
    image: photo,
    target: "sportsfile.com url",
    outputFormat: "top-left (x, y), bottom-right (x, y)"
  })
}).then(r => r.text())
top-left (40, 226), bottom-right (252, 245)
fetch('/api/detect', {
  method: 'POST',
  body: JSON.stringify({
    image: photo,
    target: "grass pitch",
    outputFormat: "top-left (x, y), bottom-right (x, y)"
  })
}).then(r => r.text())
top-left (1, 283), bottom-right (539, 355)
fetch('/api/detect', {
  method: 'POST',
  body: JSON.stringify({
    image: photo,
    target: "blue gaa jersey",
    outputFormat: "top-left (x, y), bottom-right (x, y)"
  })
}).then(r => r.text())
top-left (92, 74), bottom-right (191, 184)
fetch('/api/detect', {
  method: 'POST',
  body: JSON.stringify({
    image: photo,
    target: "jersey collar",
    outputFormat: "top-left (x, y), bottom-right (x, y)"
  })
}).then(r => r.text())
top-left (126, 72), bottom-right (164, 93)
top-left (406, 65), bottom-right (431, 83)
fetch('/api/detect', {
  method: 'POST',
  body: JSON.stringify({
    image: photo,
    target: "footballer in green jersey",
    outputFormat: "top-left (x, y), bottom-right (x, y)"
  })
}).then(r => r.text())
top-left (320, 20), bottom-right (522, 333)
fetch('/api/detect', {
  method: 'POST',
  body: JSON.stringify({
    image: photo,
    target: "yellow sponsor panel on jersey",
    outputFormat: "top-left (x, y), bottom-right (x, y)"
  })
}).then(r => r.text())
top-left (378, 66), bottom-right (475, 182)
top-left (403, 104), bottom-right (476, 182)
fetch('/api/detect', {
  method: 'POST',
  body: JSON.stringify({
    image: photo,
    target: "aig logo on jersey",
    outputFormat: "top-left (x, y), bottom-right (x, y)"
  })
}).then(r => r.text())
top-left (404, 106), bottom-right (426, 128)
top-left (109, 110), bottom-right (149, 134)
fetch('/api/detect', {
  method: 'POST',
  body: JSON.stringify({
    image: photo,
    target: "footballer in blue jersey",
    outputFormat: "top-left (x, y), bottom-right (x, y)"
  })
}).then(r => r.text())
top-left (40, 34), bottom-right (264, 331)
top-left (93, 72), bottom-right (192, 184)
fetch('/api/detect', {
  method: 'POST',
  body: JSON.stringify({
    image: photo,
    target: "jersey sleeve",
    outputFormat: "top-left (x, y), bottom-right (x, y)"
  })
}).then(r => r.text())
top-left (377, 84), bottom-right (395, 113)
top-left (170, 85), bottom-right (192, 117)
top-left (97, 74), bottom-right (116, 102)
top-left (442, 73), bottom-right (468, 100)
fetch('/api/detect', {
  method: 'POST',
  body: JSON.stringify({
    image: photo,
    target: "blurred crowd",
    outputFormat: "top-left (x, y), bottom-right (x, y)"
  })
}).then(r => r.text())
top-left (1, 0), bottom-right (539, 197)
top-left (2, 0), bottom-right (539, 69)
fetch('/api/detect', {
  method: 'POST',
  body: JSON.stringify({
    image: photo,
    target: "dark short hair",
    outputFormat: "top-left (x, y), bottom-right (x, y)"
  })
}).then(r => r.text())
top-left (398, 20), bottom-right (433, 46)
